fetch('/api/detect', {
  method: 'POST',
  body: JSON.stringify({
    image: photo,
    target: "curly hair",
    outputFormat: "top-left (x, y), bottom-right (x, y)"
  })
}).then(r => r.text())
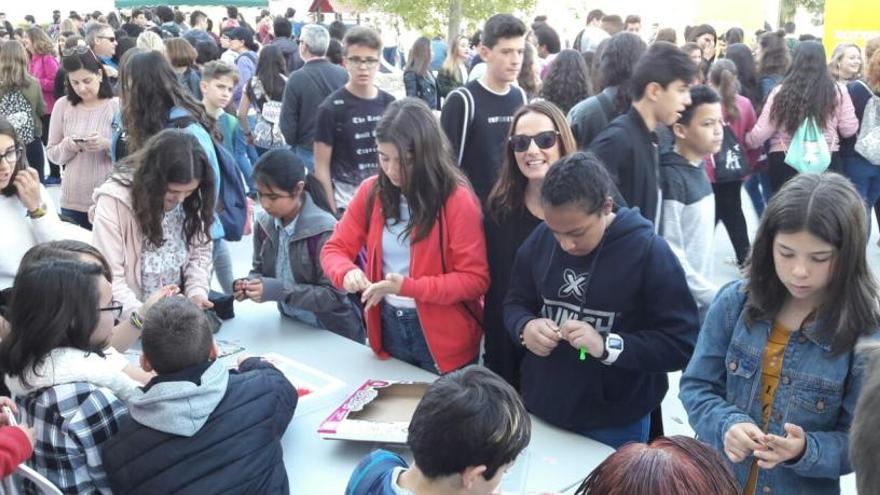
top-left (770, 41), bottom-right (838, 135)
top-left (119, 49), bottom-right (218, 153)
top-left (110, 130), bottom-right (215, 248)
top-left (598, 32), bottom-right (646, 114)
top-left (540, 49), bottom-right (592, 114)
top-left (758, 30), bottom-right (790, 79)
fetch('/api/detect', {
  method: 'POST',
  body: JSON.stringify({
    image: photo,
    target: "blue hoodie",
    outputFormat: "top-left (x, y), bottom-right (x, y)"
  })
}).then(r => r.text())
top-left (503, 207), bottom-right (699, 432)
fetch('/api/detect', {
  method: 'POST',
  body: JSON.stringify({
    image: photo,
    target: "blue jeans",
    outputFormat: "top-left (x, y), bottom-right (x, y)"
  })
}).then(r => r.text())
top-left (744, 171), bottom-right (772, 217)
top-left (380, 303), bottom-right (437, 373)
top-left (845, 154), bottom-right (880, 234)
top-left (577, 413), bottom-right (650, 449)
top-left (60, 208), bottom-right (92, 230)
top-left (294, 146), bottom-right (315, 172)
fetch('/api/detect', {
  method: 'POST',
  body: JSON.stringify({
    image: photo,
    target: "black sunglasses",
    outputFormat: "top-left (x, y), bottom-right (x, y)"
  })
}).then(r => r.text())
top-left (509, 130), bottom-right (560, 153)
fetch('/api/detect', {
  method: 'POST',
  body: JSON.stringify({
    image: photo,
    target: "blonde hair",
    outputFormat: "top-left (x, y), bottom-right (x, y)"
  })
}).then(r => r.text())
top-left (828, 43), bottom-right (862, 82)
top-left (0, 41), bottom-right (34, 92)
top-left (59, 18), bottom-right (77, 34)
top-left (25, 27), bottom-right (56, 57)
top-left (136, 31), bottom-right (165, 52)
top-left (441, 35), bottom-right (467, 79)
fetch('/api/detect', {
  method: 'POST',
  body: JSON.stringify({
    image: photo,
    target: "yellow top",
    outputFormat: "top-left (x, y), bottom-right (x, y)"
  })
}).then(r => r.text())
top-left (744, 321), bottom-right (792, 495)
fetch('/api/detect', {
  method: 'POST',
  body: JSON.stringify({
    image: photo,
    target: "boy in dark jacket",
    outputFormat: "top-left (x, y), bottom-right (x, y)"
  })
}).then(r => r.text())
top-left (101, 298), bottom-right (298, 494)
top-left (589, 42), bottom-right (697, 225)
top-left (503, 152), bottom-right (699, 449)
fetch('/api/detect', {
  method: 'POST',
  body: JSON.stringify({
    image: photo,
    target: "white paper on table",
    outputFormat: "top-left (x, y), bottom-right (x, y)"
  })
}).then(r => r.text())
top-left (261, 352), bottom-right (346, 401)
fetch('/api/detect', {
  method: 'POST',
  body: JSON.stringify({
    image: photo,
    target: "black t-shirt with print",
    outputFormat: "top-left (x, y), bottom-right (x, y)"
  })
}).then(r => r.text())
top-left (314, 86), bottom-right (395, 187)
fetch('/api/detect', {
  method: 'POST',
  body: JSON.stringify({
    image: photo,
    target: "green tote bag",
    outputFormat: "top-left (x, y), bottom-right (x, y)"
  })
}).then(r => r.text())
top-left (785, 117), bottom-right (831, 173)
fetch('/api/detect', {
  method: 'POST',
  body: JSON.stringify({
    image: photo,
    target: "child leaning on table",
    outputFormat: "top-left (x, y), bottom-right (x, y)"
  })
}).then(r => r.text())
top-left (101, 297), bottom-right (298, 494)
top-left (234, 148), bottom-right (365, 343)
top-left (679, 173), bottom-right (880, 495)
top-left (346, 365), bottom-right (531, 495)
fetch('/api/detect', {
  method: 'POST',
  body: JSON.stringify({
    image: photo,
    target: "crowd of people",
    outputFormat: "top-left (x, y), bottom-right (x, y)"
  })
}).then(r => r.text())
top-left (0, 5), bottom-right (879, 495)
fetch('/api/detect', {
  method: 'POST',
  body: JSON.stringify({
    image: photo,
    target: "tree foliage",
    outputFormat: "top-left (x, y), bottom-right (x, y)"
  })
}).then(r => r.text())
top-left (349, 0), bottom-right (536, 38)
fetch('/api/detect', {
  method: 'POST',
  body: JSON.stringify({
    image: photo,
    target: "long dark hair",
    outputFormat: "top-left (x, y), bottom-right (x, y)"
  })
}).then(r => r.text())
top-left (708, 59), bottom-right (741, 122)
top-left (745, 173), bottom-right (880, 354)
top-left (598, 32), bottom-right (647, 115)
top-left (111, 130), bottom-right (215, 248)
top-left (0, 260), bottom-right (105, 387)
top-left (405, 36), bottom-right (431, 77)
top-left (254, 44), bottom-right (286, 102)
top-left (61, 49), bottom-right (113, 106)
top-left (724, 43), bottom-right (762, 111)
top-left (373, 98), bottom-right (467, 243)
top-left (488, 100), bottom-right (577, 222)
top-left (0, 117), bottom-right (28, 197)
top-left (252, 148), bottom-right (334, 214)
top-left (517, 43), bottom-right (540, 99)
top-left (758, 30), bottom-right (790, 79)
top-left (540, 49), bottom-right (592, 114)
top-left (770, 41), bottom-right (838, 135)
top-left (20, 240), bottom-right (112, 282)
top-left (119, 49), bottom-right (218, 153)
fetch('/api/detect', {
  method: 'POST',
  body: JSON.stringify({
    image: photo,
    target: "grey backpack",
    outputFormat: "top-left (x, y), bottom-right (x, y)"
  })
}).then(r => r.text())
top-left (855, 81), bottom-right (880, 164)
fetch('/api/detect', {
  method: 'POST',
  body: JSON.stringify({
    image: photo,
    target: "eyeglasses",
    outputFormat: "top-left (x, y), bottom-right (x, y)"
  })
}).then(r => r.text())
top-left (1, 146), bottom-right (20, 164)
top-left (97, 35), bottom-right (116, 43)
top-left (508, 130), bottom-right (560, 153)
top-left (345, 56), bottom-right (380, 68)
top-left (99, 300), bottom-right (124, 320)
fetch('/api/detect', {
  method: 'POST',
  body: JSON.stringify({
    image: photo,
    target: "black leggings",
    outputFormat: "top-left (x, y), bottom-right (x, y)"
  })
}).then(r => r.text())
top-left (40, 114), bottom-right (60, 179)
top-left (24, 138), bottom-right (44, 181)
top-left (712, 181), bottom-right (750, 266)
top-left (768, 151), bottom-right (843, 192)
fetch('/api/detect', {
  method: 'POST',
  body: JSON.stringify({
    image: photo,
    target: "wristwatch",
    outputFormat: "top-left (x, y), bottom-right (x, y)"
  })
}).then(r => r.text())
top-left (26, 204), bottom-right (47, 219)
top-left (601, 333), bottom-right (624, 365)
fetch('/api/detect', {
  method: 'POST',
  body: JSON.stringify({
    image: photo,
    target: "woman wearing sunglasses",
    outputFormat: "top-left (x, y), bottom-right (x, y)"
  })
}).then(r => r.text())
top-left (45, 46), bottom-right (118, 229)
top-left (321, 98), bottom-right (489, 373)
top-left (484, 100), bottom-right (578, 388)
top-left (0, 259), bottom-right (140, 494)
top-left (0, 116), bottom-right (88, 291)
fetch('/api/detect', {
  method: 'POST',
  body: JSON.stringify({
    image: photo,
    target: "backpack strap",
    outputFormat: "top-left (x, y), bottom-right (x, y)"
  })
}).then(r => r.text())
top-left (450, 87), bottom-right (475, 165)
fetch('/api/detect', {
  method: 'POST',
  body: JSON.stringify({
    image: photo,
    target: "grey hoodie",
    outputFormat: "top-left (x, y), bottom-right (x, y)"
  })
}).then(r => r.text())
top-left (127, 359), bottom-right (229, 437)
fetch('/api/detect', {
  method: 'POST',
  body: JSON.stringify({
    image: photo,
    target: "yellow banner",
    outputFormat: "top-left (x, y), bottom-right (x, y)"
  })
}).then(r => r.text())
top-left (824, 0), bottom-right (880, 53)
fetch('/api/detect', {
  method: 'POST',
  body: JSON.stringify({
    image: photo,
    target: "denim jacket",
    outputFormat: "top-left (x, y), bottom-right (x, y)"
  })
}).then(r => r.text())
top-left (680, 280), bottom-right (878, 495)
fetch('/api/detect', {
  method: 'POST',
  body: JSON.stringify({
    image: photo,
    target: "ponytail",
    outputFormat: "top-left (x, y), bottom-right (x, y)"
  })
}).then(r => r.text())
top-left (304, 174), bottom-right (334, 215)
top-left (709, 59), bottom-right (740, 122)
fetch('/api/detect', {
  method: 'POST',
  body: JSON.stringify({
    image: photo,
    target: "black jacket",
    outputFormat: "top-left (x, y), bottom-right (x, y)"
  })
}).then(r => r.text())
top-left (403, 70), bottom-right (439, 110)
top-left (279, 58), bottom-right (348, 149)
top-left (102, 358), bottom-right (297, 494)
top-left (503, 207), bottom-right (699, 432)
top-left (589, 107), bottom-right (661, 224)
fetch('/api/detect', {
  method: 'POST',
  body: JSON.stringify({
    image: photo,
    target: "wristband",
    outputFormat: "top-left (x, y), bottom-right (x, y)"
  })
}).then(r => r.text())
top-left (130, 311), bottom-right (144, 330)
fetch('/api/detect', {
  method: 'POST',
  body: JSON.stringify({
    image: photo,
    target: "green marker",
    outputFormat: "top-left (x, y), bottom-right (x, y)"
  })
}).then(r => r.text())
top-left (579, 348), bottom-right (587, 361)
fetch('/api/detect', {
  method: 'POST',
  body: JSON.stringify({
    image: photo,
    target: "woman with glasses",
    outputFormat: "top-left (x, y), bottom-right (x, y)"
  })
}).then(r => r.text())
top-left (92, 129), bottom-right (216, 320)
top-left (0, 116), bottom-right (88, 290)
top-left (45, 46), bottom-right (118, 229)
top-left (483, 100), bottom-right (577, 388)
top-left (321, 98), bottom-right (489, 373)
top-left (234, 149), bottom-right (365, 343)
top-left (0, 259), bottom-right (139, 494)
